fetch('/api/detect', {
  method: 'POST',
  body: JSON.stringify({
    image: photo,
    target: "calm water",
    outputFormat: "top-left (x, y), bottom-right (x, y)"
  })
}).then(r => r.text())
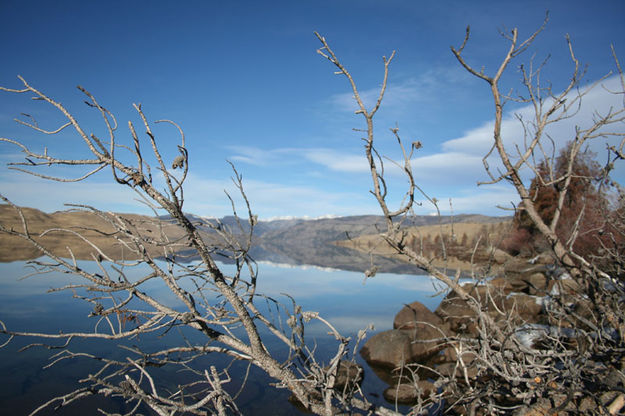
top-left (0, 259), bottom-right (445, 415)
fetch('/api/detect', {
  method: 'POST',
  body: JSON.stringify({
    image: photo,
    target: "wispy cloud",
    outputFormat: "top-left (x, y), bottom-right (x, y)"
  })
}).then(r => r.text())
top-left (226, 146), bottom-right (299, 167)
top-left (416, 74), bottom-right (625, 199)
top-left (301, 148), bottom-right (369, 173)
top-left (227, 145), bottom-right (370, 174)
top-left (328, 65), bottom-right (470, 115)
top-left (8, 76), bottom-right (619, 219)
top-left (411, 152), bottom-right (484, 184)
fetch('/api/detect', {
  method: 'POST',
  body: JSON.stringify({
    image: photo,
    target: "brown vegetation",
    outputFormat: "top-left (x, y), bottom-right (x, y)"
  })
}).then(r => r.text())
top-left (335, 220), bottom-right (513, 272)
top-left (0, 204), bottom-right (197, 262)
top-left (501, 141), bottom-right (622, 261)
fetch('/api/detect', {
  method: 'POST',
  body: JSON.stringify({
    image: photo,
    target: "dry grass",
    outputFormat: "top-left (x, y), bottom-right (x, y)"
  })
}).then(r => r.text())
top-left (0, 205), bottom-right (192, 262)
top-left (335, 220), bottom-right (514, 272)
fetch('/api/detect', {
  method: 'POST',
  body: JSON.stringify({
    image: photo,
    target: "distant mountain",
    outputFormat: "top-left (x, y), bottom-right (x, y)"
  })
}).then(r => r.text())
top-left (171, 212), bottom-right (507, 239)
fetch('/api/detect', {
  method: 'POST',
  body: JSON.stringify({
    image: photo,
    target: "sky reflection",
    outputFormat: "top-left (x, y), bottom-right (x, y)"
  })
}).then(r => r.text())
top-left (0, 258), bottom-right (444, 414)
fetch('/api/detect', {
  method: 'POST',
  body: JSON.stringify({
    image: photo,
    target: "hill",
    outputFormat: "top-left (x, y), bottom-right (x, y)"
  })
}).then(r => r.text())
top-left (0, 204), bottom-right (511, 273)
top-left (0, 205), bottom-right (194, 262)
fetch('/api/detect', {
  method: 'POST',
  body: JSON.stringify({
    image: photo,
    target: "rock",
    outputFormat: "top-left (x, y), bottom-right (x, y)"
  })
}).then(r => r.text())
top-left (435, 291), bottom-right (479, 335)
top-left (393, 301), bottom-right (443, 331)
top-left (547, 278), bottom-right (581, 297)
top-left (383, 381), bottom-right (434, 404)
top-left (489, 276), bottom-right (526, 294)
top-left (490, 270), bottom-right (549, 297)
top-left (360, 330), bottom-right (415, 368)
top-left (436, 282), bottom-right (547, 334)
top-left (504, 293), bottom-right (544, 323)
top-left (359, 301), bottom-right (449, 368)
top-left (513, 392), bottom-right (611, 415)
top-left (535, 253), bottom-right (553, 264)
top-left (504, 260), bottom-right (546, 276)
top-left (436, 359), bottom-right (478, 380)
top-left (360, 327), bottom-right (445, 369)
top-left (491, 248), bottom-right (511, 264)
top-left (435, 284), bottom-right (510, 335)
top-left (288, 360), bottom-right (364, 411)
top-left (331, 360), bottom-right (363, 391)
top-left (521, 272), bottom-right (549, 295)
top-left (440, 345), bottom-right (478, 365)
top-left (402, 323), bottom-right (448, 362)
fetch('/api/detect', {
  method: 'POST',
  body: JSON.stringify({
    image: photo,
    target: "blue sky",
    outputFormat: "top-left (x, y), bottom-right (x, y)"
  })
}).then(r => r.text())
top-left (1, 0), bottom-right (624, 219)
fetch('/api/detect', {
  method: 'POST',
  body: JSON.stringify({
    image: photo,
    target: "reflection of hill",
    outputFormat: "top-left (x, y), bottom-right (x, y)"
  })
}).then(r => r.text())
top-left (252, 238), bottom-right (424, 275)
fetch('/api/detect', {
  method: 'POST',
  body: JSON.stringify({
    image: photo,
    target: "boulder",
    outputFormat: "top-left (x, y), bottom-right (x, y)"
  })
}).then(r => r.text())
top-left (403, 322), bottom-right (448, 362)
top-left (360, 327), bottom-right (445, 369)
top-left (367, 357), bottom-right (439, 386)
top-left (504, 293), bottom-right (544, 323)
top-left (393, 301), bottom-right (443, 331)
top-left (360, 330), bottom-right (415, 369)
top-left (288, 360), bottom-right (363, 410)
top-left (521, 272), bottom-right (549, 295)
top-left (332, 360), bottom-right (363, 391)
top-left (491, 248), bottom-right (512, 264)
top-left (435, 284), bottom-right (510, 335)
top-left (490, 272), bottom-right (549, 296)
top-left (383, 381), bottom-right (435, 404)
top-left (489, 276), bottom-right (525, 294)
top-left (547, 277), bottom-right (581, 297)
top-left (435, 282), bottom-right (547, 333)
top-left (435, 291), bottom-right (479, 335)
top-left (436, 360), bottom-right (478, 380)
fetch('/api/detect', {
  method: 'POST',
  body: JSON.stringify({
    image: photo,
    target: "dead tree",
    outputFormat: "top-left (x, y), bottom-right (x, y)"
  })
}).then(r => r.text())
top-left (317, 13), bottom-right (625, 415)
top-left (0, 77), bottom-right (398, 416)
top-left (448, 16), bottom-right (625, 414)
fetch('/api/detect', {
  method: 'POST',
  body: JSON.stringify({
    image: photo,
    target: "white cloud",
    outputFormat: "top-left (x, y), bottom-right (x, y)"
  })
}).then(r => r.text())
top-left (302, 148), bottom-right (369, 173)
top-left (181, 173), bottom-right (375, 219)
top-left (329, 81), bottom-right (419, 114)
top-left (226, 145), bottom-right (298, 167)
top-left (415, 185), bottom-right (519, 216)
top-left (443, 75), bottom-right (625, 163)
top-left (9, 76), bottom-right (619, 220)
top-left (227, 145), bottom-right (372, 174)
top-left (423, 186), bottom-right (521, 215)
top-left (410, 152), bottom-right (484, 184)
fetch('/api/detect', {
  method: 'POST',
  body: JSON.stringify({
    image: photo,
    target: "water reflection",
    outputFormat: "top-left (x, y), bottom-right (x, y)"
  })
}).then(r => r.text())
top-left (0, 258), bottom-right (445, 414)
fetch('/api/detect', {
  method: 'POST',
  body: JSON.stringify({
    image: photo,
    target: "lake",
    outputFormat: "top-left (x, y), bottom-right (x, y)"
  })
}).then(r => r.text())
top-left (0, 258), bottom-right (447, 415)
